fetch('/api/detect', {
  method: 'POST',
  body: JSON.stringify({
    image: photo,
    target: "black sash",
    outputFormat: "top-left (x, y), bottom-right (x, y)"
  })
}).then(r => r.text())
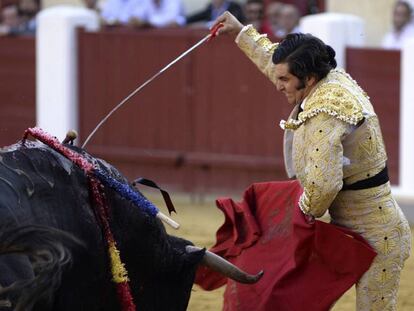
top-left (342, 165), bottom-right (389, 191)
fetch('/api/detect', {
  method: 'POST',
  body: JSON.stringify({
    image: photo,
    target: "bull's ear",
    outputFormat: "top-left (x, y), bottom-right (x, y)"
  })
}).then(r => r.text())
top-left (62, 130), bottom-right (78, 145)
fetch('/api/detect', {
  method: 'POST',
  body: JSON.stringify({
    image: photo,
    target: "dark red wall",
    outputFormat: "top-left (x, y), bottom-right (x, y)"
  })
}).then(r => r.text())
top-left (78, 29), bottom-right (289, 194)
top-left (78, 29), bottom-right (400, 193)
top-left (0, 36), bottom-right (36, 146)
top-left (0, 31), bottom-right (400, 195)
top-left (346, 47), bottom-right (400, 184)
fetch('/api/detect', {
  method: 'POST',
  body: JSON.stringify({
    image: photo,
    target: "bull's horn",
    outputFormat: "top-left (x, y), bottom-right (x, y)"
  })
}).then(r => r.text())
top-left (186, 245), bottom-right (263, 284)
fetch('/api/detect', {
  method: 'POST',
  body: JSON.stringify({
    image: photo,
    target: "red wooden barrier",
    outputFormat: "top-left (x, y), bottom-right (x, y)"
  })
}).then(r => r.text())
top-left (0, 36), bottom-right (36, 146)
top-left (78, 28), bottom-right (290, 194)
top-left (78, 30), bottom-right (401, 193)
top-left (346, 47), bottom-right (400, 184)
top-left (0, 32), bottom-right (400, 195)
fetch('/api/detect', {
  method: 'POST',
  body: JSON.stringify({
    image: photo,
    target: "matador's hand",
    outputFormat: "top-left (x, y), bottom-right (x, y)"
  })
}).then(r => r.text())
top-left (211, 11), bottom-right (244, 38)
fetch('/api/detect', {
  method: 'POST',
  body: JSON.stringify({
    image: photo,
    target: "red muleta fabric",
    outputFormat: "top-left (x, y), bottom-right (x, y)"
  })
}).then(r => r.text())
top-left (195, 180), bottom-right (376, 311)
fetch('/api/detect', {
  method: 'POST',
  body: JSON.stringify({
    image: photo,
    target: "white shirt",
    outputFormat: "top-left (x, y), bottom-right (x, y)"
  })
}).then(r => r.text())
top-left (382, 24), bottom-right (414, 49)
top-left (101, 0), bottom-right (141, 24)
top-left (132, 0), bottom-right (185, 27)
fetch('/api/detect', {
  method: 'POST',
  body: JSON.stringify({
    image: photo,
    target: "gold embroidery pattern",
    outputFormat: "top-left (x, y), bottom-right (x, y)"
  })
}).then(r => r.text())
top-left (243, 26), bottom-right (279, 53)
top-left (239, 26), bottom-right (279, 56)
top-left (236, 25), bottom-right (279, 85)
top-left (284, 83), bottom-right (364, 130)
top-left (237, 29), bottom-right (410, 310)
top-left (359, 120), bottom-right (381, 157)
top-left (290, 74), bottom-right (410, 310)
top-left (282, 69), bottom-right (388, 188)
top-left (342, 116), bottom-right (388, 183)
top-left (341, 122), bottom-right (386, 186)
top-left (293, 113), bottom-right (353, 217)
top-left (331, 185), bottom-right (411, 311)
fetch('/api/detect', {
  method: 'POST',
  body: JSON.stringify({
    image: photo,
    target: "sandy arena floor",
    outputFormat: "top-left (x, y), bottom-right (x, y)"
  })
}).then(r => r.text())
top-left (152, 193), bottom-right (414, 311)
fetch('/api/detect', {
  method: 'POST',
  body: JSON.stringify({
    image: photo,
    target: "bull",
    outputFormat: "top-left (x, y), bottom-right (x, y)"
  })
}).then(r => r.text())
top-left (0, 130), bottom-right (262, 311)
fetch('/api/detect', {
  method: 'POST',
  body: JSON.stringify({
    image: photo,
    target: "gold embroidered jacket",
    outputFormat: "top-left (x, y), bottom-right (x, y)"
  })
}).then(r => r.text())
top-left (236, 25), bottom-right (388, 217)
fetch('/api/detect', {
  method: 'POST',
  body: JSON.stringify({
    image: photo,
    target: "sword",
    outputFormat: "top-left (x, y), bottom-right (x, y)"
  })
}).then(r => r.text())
top-left (82, 23), bottom-right (224, 148)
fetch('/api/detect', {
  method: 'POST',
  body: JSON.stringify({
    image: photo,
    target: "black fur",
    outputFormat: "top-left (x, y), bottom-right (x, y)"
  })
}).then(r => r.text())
top-left (0, 225), bottom-right (83, 310)
top-left (0, 141), bottom-right (204, 310)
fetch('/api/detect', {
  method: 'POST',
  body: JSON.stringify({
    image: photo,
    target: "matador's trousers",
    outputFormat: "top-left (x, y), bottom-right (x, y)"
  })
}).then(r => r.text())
top-left (331, 182), bottom-right (411, 311)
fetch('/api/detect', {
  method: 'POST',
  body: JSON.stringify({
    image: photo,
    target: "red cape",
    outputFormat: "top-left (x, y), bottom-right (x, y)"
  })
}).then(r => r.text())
top-left (195, 180), bottom-right (376, 311)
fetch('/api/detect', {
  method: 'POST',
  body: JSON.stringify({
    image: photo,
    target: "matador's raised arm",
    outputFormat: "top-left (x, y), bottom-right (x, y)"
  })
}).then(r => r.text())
top-left (235, 25), bottom-right (279, 85)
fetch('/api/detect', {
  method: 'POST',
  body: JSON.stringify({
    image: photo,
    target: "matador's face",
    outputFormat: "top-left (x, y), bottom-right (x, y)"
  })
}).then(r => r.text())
top-left (274, 63), bottom-right (316, 106)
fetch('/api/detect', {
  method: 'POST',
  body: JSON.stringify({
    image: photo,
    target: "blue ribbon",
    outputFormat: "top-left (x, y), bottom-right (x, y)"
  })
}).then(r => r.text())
top-left (94, 168), bottom-right (159, 217)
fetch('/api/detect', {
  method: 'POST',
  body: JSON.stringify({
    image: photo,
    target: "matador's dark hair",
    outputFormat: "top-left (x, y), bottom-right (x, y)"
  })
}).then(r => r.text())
top-left (272, 33), bottom-right (337, 84)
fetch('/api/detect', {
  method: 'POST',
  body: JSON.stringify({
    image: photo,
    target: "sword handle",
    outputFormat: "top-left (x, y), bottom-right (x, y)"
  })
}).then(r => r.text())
top-left (207, 23), bottom-right (224, 42)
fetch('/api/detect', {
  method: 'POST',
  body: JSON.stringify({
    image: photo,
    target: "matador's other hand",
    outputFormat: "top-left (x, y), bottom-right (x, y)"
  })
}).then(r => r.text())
top-left (211, 11), bottom-right (244, 38)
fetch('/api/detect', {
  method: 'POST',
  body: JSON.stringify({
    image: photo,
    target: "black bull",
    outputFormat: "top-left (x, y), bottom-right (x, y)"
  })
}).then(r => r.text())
top-left (0, 140), bottom-right (261, 310)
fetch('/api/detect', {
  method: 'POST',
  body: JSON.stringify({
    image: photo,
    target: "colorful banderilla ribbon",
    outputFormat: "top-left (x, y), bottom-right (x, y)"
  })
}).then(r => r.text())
top-left (22, 127), bottom-right (175, 311)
